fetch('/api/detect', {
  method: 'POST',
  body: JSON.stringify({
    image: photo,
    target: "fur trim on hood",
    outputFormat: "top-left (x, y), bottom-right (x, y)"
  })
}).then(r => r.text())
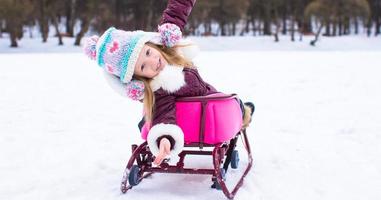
top-left (150, 64), bottom-right (186, 93)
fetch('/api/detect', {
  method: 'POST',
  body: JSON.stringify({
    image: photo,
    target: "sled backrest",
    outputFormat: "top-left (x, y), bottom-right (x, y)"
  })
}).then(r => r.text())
top-left (175, 93), bottom-right (243, 145)
top-left (140, 93), bottom-right (243, 145)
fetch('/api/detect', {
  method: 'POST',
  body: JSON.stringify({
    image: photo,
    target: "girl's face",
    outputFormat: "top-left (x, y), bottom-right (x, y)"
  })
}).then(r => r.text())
top-left (134, 44), bottom-right (167, 78)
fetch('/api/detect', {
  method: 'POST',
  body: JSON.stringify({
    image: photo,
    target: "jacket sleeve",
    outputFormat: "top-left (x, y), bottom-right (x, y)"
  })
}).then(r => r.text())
top-left (160, 0), bottom-right (196, 31)
top-left (146, 92), bottom-right (184, 158)
top-left (152, 93), bottom-right (177, 125)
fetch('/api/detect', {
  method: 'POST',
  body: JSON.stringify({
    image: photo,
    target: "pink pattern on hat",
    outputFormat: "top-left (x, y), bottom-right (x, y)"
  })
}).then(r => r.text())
top-left (109, 41), bottom-right (119, 54)
top-left (106, 64), bottom-right (114, 73)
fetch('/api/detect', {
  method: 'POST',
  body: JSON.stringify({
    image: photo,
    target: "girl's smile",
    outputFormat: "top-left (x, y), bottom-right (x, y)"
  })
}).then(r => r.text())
top-left (134, 44), bottom-right (167, 78)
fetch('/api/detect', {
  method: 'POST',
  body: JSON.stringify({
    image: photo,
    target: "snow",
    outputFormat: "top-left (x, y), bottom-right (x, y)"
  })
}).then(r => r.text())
top-left (1, 35), bottom-right (381, 200)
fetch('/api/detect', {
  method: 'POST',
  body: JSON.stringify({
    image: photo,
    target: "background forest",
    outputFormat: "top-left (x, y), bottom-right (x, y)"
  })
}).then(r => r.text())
top-left (0, 0), bottom-right (380, 47)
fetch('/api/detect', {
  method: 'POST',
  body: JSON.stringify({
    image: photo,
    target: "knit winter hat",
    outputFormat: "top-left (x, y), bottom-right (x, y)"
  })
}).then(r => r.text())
top-left (84, 27), bottom-right (158, 83)
top-left (84, 24), bottom-right (198, 101)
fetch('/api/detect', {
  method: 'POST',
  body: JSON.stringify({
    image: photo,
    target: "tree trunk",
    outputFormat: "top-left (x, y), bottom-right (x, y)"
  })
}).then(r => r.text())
top-left (296, 19), bottom-right (303, 41)
top-left (244, 17), bottom-right (250, 33)
top-left (41, 19), bottom-right (49, 42)
top-left (263, 17), bottom-right (271, 35)
top-left (52, 16), bottom-right (63, 45)
top-left (376, 17), bottom-right (380, 36)
top-left (332, 21), bottom-right (337, 36)
top-left (39, 0), bottom-right (49, 42)
top-left (220, 22), bottom-right (226, 36)
top-left (65, 0), bottom-right (75, 37)
top-left (282, 11), bottom-right (287, 35)
top-left (262, 3), bottom-right (271, 35)
top-left (8, 25), bottom-right (18, 47)
top-left (274, 31), bottom-right (279, 42)
top-left (354, 18), bottom-right (359, 35)
top-left (10, 34), bottom-right (18, 47)
top-left (0, 21), bottom-right (3, 38)
top-left (74, 17), bottom-right (90, 46)
top-left (367, 20), bottom-right (372, 37)
top-left (65, 4), bottom-right (72, 36)
top-left (375, 1), bottom-right (381, 36)
top-left (310, 22), bottom-right (324, 46)
top-left (274, 19), bottom-right (280, 42)
top-left (344, 17), bottom-right (350, 35)
top-left (338, 17), bottom-right (343, 36)
top-left (290, 16), bottom-right (295, 42)
top-left (324, 22), bottom-right (331, 36)
top-left (218, 0), bottom-right (226, 36)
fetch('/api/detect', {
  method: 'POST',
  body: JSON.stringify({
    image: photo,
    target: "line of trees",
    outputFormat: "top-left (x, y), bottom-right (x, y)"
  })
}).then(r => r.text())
top-left (0, 0), bottom-right (380, 47)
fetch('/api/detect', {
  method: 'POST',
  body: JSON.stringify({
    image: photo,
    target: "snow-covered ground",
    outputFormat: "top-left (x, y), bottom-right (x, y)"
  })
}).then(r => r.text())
top-left (1, 36), bottom-right (381, 200)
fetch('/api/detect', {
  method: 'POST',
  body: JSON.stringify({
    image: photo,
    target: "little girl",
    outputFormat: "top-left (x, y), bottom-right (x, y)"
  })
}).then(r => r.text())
top-left (84, 0), bottom-right (254, 165)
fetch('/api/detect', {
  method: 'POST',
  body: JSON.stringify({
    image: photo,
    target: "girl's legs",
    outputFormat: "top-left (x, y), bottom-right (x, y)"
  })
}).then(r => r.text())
top-left (242, 101), bottom-right (255, 129)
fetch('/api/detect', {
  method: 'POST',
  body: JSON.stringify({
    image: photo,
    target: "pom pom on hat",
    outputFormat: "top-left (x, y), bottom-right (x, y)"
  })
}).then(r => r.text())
top-left (83, 35), bottom-right (99, 60)
top-left (126, 80), bottom-right (145, 101)
top-left (158, 23), bottom-right (182, 48)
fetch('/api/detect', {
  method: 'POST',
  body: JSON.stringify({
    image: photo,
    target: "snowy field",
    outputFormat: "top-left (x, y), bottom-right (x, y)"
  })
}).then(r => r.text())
top-left (1, 36), bottom-right (381, 200)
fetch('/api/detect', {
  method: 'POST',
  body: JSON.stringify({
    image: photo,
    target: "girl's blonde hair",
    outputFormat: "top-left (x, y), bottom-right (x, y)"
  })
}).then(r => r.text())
top-left (134, 42), bottom-right (194, 124)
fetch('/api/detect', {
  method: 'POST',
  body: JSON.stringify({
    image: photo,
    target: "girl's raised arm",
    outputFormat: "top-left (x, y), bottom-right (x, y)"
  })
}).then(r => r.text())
top-left (160, 0), bottom-right (196, 32)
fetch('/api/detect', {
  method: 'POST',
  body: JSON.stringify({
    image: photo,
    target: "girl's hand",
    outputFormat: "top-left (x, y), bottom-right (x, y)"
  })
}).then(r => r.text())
top-left (153, 137), bottom-right (171, 165)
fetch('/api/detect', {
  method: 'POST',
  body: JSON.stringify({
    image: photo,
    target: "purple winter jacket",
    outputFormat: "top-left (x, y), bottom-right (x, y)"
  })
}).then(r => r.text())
top-left (145, 0), bottom-right (206, 156)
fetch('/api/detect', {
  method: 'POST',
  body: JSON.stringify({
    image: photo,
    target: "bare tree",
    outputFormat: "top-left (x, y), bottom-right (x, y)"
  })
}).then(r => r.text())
top-left (65, 0), bottom-right (77, 37)
top-left (305, 0), bottom-right (370, 46)
top-left (0, 0), bottom-right (34, 47)
top-left (74, 0), bottom-right (98, 46)
top-left (366, 0), bottom-right (380, 36)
